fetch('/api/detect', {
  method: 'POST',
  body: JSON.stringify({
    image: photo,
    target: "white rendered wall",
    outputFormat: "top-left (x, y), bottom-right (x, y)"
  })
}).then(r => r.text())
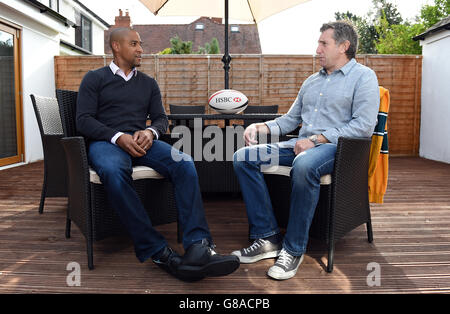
top-left (60, 0), bottom-right (107, 55)
top-left (0, 0), bottom-right (106, 170)
top-left (0, 1), bottom-right (67, 165)
top-left (419, 30), bottom-right (450, 164)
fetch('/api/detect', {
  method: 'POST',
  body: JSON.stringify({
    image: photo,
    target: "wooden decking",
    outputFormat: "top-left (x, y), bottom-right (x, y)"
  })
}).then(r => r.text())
top-left (0, 156), bottom-right (450, 294)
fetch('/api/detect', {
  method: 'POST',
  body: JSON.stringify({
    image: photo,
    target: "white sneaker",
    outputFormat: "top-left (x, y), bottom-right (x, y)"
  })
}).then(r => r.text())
top-left (231, 238), bottom-right (282, 264)
top-left (267, 248), bottom-right (304, 280)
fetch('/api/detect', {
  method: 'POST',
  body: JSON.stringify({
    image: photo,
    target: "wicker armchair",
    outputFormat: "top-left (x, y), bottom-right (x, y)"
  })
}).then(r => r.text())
top-left (169, 104), bottom-right (205, 129)
top-left (30, 95), bottom-right (67, 214)
top-left (165, 129), bottom-right (241, 193)
top-left (56, 89), bottom-right (179, 270)
top-left (262, 137), bottom-right (373, 272)
top-left (242, 105), bottom-right (278, 129)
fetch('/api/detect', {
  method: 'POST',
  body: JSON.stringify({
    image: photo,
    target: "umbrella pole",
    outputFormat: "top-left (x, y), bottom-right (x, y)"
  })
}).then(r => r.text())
top-left (221, 0), bottom-right (231, 89)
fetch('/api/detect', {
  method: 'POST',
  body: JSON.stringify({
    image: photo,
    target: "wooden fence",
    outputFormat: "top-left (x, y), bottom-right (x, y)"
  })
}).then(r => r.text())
top-left (54, 54), bottom-right (422, 156)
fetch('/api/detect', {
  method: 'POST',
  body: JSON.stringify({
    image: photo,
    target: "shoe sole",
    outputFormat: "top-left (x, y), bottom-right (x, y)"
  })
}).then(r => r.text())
top-left (233, 250), bottom-right (281, 264)
top-left (267, 255), bottom-right (304, 280)
top-left (177, 257), bottom-right (240, 282)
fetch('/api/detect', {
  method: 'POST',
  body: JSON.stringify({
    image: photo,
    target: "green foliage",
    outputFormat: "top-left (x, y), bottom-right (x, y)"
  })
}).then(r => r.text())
top-left (375, 15), bottom-right (425, 54)
top-left (159, 47), bottom-right (173, 55)
top-left (335, 0), bottom-right (450, 55)
top-left (169, 35), bottom-right (193, 54)
top-left (356, 18), bottom-right (379, 54)
top-left (419, 0), bottom-right (450, 28)
top-left (370, 0), bottom-right (403, 25)
top-left (335, 10), bottom-right (378, 54)
top-left (198, 37), bottom-right (221, 54)
top-left (159, 36), bottom-right (221, 55)
top-left (208, 38), bottom-right (221, 54)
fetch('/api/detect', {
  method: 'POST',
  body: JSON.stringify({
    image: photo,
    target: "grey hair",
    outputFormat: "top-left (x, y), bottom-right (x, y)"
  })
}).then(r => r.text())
top-left (320, 21), bottom-right (358, 60)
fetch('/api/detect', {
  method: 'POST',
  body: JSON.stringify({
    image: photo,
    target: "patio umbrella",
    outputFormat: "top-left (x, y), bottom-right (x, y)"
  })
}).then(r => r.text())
top-left (139, 0), bottom-right (310, 89)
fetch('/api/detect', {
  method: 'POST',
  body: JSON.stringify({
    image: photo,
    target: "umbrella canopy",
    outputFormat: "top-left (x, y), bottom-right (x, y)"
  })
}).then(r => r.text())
top-left (140, 0), bottom-right (310, 23)
top-left (139, 0), bottom-right (310, 89)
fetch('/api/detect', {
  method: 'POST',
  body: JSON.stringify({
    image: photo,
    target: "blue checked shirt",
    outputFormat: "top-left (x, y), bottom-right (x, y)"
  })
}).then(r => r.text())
top-left (265, 58), bottom-right (380, 146)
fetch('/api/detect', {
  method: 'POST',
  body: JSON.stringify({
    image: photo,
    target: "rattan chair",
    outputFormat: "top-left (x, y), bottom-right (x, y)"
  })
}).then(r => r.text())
top-left (242, 105), bottom-right (278, 128)
top-left (56, 89), bottom-right (179, 270)
top-left (243, 105), bottom-right (278, 114)
top-left (262, 137), bottom-right (373, 273)
top-left (30, 95), bottom-right (67, 214)
top-left (169, 104), bottom-right (205, 129)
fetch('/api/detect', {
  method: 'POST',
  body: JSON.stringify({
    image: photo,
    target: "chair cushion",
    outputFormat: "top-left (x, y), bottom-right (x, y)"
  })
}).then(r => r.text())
top-left (261, 165), bottom-right (332, 185)
top-left (89, 166), bottom-right (164, 184)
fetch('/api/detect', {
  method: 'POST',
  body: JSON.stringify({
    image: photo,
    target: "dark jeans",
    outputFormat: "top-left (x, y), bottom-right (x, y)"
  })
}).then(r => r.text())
top-left (88, 139), bottom-right (212, 262)
top-left (233, 142), bottom-right (337, 256)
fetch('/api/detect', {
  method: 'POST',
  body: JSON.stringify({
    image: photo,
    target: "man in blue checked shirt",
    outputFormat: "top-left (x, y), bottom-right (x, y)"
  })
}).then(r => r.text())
top-left (232, 20), bottom-right (380, 280)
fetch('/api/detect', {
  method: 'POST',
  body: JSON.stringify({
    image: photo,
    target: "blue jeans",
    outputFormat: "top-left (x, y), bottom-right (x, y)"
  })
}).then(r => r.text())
top-left (233, 142), bottom-right (337, 256)
top-left (88, 139), bottom-right (212, 262)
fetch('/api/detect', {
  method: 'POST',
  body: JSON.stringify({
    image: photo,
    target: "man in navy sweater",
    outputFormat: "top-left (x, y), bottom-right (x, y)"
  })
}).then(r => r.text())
top-left (76, 27), bottom-right (239, 282)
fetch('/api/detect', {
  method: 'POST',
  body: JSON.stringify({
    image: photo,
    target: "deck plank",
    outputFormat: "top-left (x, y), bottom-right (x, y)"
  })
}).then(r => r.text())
top-left (0, 156), bottom-right (450, 294)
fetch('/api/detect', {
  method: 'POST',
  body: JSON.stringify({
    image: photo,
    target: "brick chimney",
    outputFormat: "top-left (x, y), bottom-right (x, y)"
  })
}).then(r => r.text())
top-left (114, 9), bottom-right (131, 28)
top-left (210, 17), bottom-right (222, 24)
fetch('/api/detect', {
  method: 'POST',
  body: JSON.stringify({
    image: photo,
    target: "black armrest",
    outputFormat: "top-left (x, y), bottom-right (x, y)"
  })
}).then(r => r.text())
top-left (333, 137), bottom-right (372, 186)
top-left (331, 137), bottom-right (372, 239)
top-left (60, 136), bottom-right (91, 235)
top-left (42, 134), bottom-right (67, 195)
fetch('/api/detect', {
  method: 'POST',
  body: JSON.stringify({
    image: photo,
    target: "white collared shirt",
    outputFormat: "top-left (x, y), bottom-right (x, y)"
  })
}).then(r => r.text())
top-left (109, 61), bottom-right (137, 81)
top-left (109, 61), bottom-right (159, 144)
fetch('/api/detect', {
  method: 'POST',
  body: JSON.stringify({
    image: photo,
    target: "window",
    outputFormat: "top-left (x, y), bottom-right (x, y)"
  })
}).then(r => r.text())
top-left (81, 15), bottom-right (92, 51)
top-left (0, 22), bottom-right (24, 166)
top-left (195, 23), bottom-right (204, 30)
top-left (75, 14), bottom-right (92, 52)
top-left (231, 26), bottom-right (240, 33)
top-left (48, 0), bottom-right (59, 12)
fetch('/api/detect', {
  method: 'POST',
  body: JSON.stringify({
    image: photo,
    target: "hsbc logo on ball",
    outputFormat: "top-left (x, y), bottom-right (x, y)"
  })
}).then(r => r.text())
top-left (215, 97), bottom-right (242, 103)
top-left (208, 89), bottom-right (248, 114)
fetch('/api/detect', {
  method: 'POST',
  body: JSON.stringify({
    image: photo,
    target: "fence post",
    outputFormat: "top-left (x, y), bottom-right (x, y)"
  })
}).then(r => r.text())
top-left (259, 55), bottom-right (263, 106)
top-left (154, 54), bottom-right (158, 82)
top-left (207, 55), bottom-right (211, 101)
top-left (413, 56), bottom-right (421, 155)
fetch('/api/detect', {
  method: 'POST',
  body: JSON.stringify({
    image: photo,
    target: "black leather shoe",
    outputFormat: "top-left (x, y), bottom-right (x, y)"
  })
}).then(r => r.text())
top-left (177, 239), bottom-right (240, 281)
top-left (152, 246), bottom-right (182, 278)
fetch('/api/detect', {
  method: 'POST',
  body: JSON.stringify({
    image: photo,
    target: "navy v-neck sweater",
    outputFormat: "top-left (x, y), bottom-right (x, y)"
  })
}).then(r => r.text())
top-left (76, 66), bottom-right (168, 142)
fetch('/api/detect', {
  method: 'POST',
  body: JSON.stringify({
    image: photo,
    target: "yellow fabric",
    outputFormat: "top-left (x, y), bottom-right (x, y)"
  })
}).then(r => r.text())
top-left (368, 86), bottom-right (390, 203)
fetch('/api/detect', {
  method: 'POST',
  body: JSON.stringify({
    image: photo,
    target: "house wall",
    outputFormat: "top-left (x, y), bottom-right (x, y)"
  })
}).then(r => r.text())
top-left (1, 0), bottom-right (65, 166)
top-left (419, 30), bottom-right (450, 164)
top-left (0, 0), bottom-right (108, 170)
top-left (60, 0), bottom-right (106, 55)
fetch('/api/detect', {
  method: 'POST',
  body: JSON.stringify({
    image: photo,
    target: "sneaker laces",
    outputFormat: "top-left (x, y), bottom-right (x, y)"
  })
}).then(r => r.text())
top-left (243, 239), bottom-right (269, 254)
top-left (208, 247), bottom-right (217, 255)
top-left (201, 239), bottom-right (217, 255)
top-left (276, 249), bottom-right (293, 268)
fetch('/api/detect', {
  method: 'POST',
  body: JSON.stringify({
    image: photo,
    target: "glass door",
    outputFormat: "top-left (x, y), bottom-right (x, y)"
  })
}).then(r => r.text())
top-left (0, 22), bottom-right (23, 167)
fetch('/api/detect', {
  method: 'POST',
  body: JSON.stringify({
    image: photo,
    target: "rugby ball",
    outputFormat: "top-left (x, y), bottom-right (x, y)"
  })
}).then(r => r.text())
top-left (208, 89), bottom-right (248, 114)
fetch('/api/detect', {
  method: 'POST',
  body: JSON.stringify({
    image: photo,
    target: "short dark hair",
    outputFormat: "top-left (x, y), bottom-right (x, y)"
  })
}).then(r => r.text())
top-left (320, 20), bottom-right (358, 59)
top-left (109, 27), bottom-right (135, 51)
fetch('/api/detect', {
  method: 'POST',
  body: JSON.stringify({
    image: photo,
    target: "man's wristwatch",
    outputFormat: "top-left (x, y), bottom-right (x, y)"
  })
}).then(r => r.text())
top-left (308, 134), bottom-right (319, 146)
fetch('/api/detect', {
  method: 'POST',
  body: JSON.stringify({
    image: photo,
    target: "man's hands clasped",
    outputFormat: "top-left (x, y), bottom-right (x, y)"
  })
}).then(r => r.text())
top-left (243, 124), bottom-right (258, 146)
top-left (293, 138), bottom-right (315, 155)
top-left (116, 129), bottom-right (154, 157)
